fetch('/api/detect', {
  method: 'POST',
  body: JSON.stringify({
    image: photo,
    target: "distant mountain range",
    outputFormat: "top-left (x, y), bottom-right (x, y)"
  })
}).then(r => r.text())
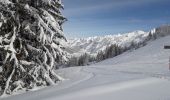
top-left (66, 25), bottom-right (170, 57)
top-left (66, 30), bottom-right (150, 56)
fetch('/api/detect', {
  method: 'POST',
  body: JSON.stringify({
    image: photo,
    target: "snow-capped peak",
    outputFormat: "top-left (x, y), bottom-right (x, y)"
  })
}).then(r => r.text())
top-left (68, 30), bottom-right (149, 55)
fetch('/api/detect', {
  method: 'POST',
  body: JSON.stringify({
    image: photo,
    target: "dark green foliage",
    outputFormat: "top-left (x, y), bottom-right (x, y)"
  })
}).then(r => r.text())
top-left (0, 0), bottom-right (67, 95)
top-left (96, 44), bottom-right (123, 61)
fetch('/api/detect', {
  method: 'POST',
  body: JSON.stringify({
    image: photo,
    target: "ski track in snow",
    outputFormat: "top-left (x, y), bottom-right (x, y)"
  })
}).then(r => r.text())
top-left (86, 66), bottom-right (170, 81)
top-left (1, 36), bottom-right (170, 100)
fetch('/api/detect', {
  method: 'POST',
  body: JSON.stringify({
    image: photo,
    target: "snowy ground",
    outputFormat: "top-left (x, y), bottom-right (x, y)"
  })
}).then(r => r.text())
top-left (1, 35), bottom-right (170, 100)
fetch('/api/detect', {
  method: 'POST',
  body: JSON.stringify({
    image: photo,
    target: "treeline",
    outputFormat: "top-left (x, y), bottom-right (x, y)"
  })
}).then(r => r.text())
top-left (66, 25), bottom-right (170, 67)
top-left (96, 44), bottom-right (124, 62)
top-left (66, 42), bottom-right (146, 67)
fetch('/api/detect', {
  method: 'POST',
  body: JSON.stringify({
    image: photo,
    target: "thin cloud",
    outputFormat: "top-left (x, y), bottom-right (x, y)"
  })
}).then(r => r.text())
top-left (128, 18), bottom-right (170, 24)
top-left (64, 0), bottom-right (166, 17)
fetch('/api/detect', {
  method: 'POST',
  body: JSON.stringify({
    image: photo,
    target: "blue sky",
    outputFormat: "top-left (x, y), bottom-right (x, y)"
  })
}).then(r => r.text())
top-left (63, 0), bottom-right (170, 38)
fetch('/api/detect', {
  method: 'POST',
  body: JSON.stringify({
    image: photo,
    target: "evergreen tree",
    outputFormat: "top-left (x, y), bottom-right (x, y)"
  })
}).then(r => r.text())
top-left (104, 44), bottom-right (122, 59)
top-left (105, 44), bottom-right (115, 58)
top-left (96, 51), bottom-right (104, 61)
top-left (67, 56), bottom-right (78, 67)
top-left (0, 0), bottom-right (67, 95)
top-left (147, 32), bottom-right (153, 40)
top-left (78, 53), bottom-right (89, 66)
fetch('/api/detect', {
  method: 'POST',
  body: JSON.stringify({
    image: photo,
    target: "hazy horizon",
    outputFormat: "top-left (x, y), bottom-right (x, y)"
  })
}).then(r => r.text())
top-left (63, 0), bottom-right (170, 38)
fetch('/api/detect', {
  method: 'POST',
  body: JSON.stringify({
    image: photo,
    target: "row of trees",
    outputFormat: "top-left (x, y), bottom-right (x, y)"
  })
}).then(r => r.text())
top-left (66, 30), bottom-right (163, 67)
top-left (96, 44), bottom-right (123, 61)
top-left (66, 53), bottom-right (92, 67)
top-left (66, 44), bottom-right (125, 67)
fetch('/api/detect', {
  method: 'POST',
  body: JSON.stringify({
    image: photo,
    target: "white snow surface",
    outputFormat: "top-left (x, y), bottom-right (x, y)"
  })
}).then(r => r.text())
top-left (67, 30), bottom-right (149, 55)
top-left (1, 35), bottom-right (170, 100)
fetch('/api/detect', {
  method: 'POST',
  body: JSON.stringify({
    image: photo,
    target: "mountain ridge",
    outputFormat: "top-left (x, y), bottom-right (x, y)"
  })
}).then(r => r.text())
top-left (67, 30), bottom-right (150, 56)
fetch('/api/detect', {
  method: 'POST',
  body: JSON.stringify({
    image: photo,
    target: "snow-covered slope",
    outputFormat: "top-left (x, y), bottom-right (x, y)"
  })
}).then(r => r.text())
top-left (2, 33), bottom-right (170, 100)
top-left (68, 30), bottom-right (149, 55)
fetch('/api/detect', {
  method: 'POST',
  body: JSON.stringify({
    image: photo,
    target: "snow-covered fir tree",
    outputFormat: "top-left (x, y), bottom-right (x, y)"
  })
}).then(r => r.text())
top-left (0, 0), bottom-right (68, 95)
